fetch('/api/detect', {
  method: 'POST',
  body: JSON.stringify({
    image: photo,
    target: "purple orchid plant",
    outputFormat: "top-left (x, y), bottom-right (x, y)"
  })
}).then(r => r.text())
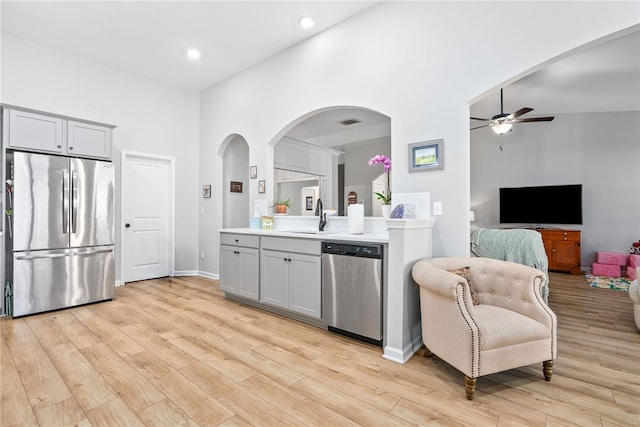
top-left (368, 154), bottom-right (392, 205)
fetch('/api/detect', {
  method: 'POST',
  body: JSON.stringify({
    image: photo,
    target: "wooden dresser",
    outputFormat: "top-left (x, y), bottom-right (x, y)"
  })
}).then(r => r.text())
top-left (536, 229), bottom-right (581, 275)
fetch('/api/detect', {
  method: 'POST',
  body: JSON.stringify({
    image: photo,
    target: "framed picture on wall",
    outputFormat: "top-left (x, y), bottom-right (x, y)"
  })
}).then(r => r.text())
top-left (250, 165), bottom-right (257, 179)
top-left (203, 185), bottom-right (211, 198)
top-left (408, 138), bottom-right (444, 172)
top-left (230, 181), bottom-right (243, 193)
top-left (306, 196), bottom-right (313, 211)
top-left (258, 180), bottom-right (265, 194)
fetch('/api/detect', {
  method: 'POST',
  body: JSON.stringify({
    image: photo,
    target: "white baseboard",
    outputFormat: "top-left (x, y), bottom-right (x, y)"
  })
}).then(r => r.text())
top-left (383, 336), bottom-right (423, 364)
top-left (199, 271), bottom-right (220, 280)
top-left (174, 270), bottom-right (199, 277)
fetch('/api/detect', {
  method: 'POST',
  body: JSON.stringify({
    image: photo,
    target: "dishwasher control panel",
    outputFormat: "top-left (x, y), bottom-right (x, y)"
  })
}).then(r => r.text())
top-left (321, 241), bottom-right (382, 258)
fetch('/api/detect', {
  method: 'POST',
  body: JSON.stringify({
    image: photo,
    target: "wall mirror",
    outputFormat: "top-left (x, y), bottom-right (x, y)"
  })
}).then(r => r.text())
top-left (273, 107), bottom-right (391, 216)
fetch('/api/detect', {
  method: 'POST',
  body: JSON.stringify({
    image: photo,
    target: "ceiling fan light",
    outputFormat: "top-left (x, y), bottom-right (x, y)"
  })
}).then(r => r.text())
top-left (491, 122), bottom-right (513, 135)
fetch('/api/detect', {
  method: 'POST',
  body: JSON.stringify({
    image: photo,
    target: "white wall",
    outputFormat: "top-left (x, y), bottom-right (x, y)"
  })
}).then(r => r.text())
top-left (471, 111), bottom-right (640, 267)
top-left (1, 34), bottom-right (201, 280)
top-left (200, 1), bottom-right (639, 275)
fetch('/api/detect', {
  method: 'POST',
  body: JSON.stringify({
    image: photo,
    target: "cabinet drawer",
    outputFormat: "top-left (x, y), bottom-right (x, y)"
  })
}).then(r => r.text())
top-left (261, 236), bottom-right (321, 255)
top-left (541, 230), bottom-right (580, 241)
top-left (220, 233), bottom-right (260, 248)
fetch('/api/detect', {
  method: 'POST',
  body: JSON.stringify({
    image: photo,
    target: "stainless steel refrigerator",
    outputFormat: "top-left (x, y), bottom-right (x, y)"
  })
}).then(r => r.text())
top-left (5, 151), bottom-right (115, 317)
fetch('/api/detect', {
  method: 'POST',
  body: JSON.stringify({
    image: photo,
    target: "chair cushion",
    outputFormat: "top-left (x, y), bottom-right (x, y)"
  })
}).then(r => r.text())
top-left (448, 267), bottom-right (479, 305)
top-left (473, 305), bottom-right (550, 351)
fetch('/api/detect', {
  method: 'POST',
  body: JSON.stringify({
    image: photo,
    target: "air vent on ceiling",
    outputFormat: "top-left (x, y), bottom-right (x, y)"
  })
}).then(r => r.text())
top-left (339, 118), bottom-right (361, 126)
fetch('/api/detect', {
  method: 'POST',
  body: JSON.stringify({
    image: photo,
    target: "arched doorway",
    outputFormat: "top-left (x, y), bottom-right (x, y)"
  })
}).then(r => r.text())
top-left (271, 106), bottom-right (391, 217)
top-left (222, 135), bottom-right (250, 228)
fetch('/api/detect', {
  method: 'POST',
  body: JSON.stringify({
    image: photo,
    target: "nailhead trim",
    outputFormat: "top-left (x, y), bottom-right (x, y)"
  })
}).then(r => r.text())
top-left (456, 282), bottom-right (480, 377)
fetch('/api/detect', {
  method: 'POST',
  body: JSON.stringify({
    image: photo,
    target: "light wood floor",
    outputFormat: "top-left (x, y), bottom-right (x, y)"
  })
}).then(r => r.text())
top-left (2, 272), bottom-right (639, 426)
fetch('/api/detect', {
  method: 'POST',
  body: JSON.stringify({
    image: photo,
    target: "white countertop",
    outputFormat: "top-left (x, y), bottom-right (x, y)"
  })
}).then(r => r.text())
top-left (220, 227), bottom-right (389, 243)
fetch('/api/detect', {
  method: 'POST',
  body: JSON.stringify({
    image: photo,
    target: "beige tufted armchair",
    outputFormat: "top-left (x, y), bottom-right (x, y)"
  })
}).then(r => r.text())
top-left (411, 257), bottom-right (557, 400)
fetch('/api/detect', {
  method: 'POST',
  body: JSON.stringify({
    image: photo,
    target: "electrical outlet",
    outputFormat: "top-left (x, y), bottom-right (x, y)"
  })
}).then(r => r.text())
top-left (433, 201), bottom-right (443, 216)
top-left (200, 207), bottom-right (205, 215)
top-left (200, 251), bottom-right (205, 259)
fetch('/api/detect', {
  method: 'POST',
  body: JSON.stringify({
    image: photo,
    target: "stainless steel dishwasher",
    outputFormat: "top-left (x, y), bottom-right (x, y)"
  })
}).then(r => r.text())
top-left (322, 241), bottom-right (383, 346)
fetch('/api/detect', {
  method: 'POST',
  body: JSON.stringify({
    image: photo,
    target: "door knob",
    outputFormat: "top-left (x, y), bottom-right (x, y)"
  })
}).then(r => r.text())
top-left (125, 223), bottom-right (131, 228)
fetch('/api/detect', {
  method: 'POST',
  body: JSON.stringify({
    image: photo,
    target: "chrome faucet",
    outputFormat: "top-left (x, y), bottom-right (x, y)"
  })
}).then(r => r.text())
top-left (315, 198), bottom-right (327, 231)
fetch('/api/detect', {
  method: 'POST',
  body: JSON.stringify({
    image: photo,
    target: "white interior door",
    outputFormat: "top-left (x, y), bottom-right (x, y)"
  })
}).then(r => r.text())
top-left (122, 153), bottom-right (173, 282)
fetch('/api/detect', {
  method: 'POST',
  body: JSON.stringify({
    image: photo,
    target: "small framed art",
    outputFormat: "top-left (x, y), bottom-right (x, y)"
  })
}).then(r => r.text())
top-left (203, 185), bottom-right (211, 198)
top-left (250, 165), bottom-right (257, 179)
top-left (230, 181), bottom-right (243, 193)
top-left (258, 180), bottom-right (265, 194)
top-left (408, 138), bottom-right (444, 172)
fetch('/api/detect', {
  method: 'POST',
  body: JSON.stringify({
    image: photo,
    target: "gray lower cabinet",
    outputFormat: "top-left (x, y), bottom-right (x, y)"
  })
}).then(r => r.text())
top-left (220, 233), bottom-right (259, 301)
top-left (260, 237), bottom-right (321, 319)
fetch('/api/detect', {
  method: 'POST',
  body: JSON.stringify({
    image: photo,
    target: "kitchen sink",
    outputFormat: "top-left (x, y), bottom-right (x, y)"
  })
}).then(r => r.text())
top-left (285, 230), bottom-right (340, 235)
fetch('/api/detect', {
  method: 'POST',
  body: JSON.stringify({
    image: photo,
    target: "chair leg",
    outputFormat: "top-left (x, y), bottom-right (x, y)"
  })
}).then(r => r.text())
top-left (543, 360), bottom-right (553, 381)
top-left (422, 344), bottom-right (433, 358)
top-left (464, 376), bottom-right (477, 400)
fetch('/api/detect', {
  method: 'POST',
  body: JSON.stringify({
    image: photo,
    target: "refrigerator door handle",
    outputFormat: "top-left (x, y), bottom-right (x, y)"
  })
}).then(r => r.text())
top-left (71, 172), bottom-right (79, 234)
top-left (78, 248), bottom-right (114, 256)
top-left (16, 253), bottom-right (68, 261)
top-left (63, 170), bottom-right (70, 234)
top-left (15, 247), bottom-right (113, 261)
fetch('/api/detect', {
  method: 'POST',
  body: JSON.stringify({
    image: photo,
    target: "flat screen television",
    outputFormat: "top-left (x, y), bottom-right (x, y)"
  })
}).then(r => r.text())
top-left (499, 184), bottom-right (582, 225)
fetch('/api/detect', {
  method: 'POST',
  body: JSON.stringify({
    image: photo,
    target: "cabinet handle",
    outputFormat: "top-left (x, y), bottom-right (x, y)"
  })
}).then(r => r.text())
top-left (57, 144), bottom-right (62, 148)
top-left (288, 258), bottom-right (292, 262)
top-left (234, 251), bottom-right (239, 254)
top-left (69, 146), bottom-right (74, 150)
top-left (552, 249), bottom-right (556, 252)
top-left (235, 239), bottom-right (239, 243)
top-left (283, 257), bottom-right (288, 262)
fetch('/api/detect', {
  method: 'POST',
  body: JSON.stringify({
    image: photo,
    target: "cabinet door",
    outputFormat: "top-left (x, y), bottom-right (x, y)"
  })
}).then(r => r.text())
top-left (7, 109), bottom-right (64, 154)
top-left (260, 250), bottom-right (289, 309)
top-left (68, 120), bottom-right (112, 159)
top-left (551, 240), bottom-right (580, 271)
top-left (288, 253), bottom-right (321, 318)
top-left (237, 247), bottom-right (259, 301)
top-left (220, 245), bottom-right (238, 293)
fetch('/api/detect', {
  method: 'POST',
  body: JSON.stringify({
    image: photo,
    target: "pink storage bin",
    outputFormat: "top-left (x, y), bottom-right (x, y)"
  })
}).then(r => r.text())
top-left (596, 251), bottom-right (627, 266)
top-left (627, 266), bottom-right (637, 280)
top-left (629, 254), bottom-right (640, 269)
top-left (592, 263), bottom-right (621, 277)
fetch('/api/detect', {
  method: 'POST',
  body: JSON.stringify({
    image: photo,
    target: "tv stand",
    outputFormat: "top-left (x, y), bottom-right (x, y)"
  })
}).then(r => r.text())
top-left (533, 229), bottom-right (581, 275)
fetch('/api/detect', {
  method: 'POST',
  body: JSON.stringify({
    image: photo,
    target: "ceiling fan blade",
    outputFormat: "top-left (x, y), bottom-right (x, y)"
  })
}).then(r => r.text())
top-left (470, 116), bottom-right (490, 121)
top-left (513, 116), bottom-right (555, 123)
top-left (508, 107), bottom-right (533, 120)
top-left (471, 124), bottom-right (490, 130)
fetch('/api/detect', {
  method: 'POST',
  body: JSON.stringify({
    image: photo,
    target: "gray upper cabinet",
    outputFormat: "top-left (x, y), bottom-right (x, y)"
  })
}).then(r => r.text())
top-left (6, 109), bottom-right (65, 154)
top-left (2, 106), bottom-right (114, 160)
top-left (67, 120), bottom-right (112, 159)
top-left (274, 137), bottom-right (327, 176)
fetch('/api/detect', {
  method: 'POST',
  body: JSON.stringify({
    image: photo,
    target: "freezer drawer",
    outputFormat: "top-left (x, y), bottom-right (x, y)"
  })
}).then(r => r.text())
top-left (12, 245), bottom-right (115, 317)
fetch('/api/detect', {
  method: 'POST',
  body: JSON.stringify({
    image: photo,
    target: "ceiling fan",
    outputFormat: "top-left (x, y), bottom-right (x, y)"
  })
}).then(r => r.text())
top-left (471, 88), bottom-right (555, 135)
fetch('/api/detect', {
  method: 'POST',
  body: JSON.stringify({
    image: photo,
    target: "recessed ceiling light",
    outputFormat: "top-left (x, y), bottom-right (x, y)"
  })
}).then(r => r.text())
top-left (186, 48), bottom-right (201, 60)
top-left (299, 17), bottom-right (314, 29)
